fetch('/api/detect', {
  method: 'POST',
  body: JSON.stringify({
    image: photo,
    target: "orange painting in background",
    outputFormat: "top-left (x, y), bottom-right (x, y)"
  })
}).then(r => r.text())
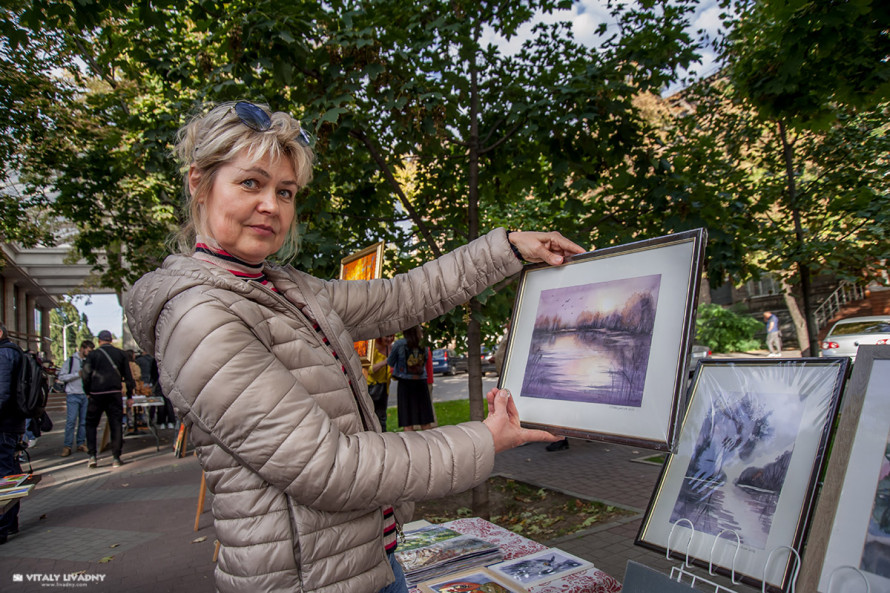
top-left (342, 251), bottom-right (378, 282)
top-left (340, 242), bottom-right (385, 363)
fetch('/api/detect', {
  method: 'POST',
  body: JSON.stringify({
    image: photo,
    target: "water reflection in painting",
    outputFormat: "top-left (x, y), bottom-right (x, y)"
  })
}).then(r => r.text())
top-left (520, 275), bottom-right (661, 406)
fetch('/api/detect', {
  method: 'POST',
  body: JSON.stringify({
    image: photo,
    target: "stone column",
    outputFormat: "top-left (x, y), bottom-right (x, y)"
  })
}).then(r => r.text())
top-left (25, 293), bottom-right (37, 352)
top-left (40, 305), bottom-right (52, 362)
top-left (2, 277), bottom-right (14, 331)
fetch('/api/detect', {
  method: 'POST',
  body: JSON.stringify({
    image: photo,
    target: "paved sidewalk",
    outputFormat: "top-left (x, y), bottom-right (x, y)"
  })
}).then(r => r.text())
top-left (0, 399), bottom-right (761, 592)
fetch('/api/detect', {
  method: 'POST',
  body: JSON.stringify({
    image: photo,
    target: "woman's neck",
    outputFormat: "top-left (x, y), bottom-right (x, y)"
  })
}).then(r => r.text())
top-left (193, 235), bottom-right (265, 278)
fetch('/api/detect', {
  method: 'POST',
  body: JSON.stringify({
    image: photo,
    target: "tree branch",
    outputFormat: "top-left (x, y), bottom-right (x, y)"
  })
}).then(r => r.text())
top-left (348, 128), bottom-right (442, 257)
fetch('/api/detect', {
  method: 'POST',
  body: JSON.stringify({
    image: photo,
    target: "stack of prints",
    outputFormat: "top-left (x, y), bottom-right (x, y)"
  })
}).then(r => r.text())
top-left (395, 525), bottom-right (503, 589)
top-left (0, 474), bottom-right (34, 502)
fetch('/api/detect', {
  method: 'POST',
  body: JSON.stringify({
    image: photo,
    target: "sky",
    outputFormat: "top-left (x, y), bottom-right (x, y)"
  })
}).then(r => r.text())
top-left (71, 293), bottom-right (124, 339)
top-left (482, 0), bottom-right (724, 95)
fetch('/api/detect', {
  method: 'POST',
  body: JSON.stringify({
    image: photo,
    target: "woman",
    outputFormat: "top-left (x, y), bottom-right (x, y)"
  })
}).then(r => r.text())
top-left (366, 334), bottom-right (394, 430)
top-left (126, 101), bottom-right (584, 593)
top-left (389, 326), bottom-right (435, 431)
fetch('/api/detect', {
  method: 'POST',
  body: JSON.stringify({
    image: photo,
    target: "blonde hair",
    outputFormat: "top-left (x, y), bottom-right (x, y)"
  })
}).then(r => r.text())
top-left (172, 101), bottom-right (315, 261)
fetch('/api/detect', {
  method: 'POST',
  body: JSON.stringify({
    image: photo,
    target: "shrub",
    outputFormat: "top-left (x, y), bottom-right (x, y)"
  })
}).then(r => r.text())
top-left (696, 303), bottom-right (763, 353)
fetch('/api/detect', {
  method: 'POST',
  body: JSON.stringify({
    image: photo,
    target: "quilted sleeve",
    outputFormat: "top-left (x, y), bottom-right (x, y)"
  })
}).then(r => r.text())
top-left (321, 227), bottom-right (522, 341)
top-left (155, 288), bottom-right (495, 512)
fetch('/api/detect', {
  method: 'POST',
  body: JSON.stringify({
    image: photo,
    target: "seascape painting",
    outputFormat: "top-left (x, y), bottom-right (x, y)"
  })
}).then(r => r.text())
top-left (519, 274), bottom-right (661, 406)
top-left (860, 431), bottom-right (890, 578)
top-left (669, 387), bottom-right (805, 549)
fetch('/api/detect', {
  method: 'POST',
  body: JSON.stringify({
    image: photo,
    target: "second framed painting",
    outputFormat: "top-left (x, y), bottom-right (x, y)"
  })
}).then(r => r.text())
top-left (637, 358), bottom-right (849, 592)
top-left (499, 229), bottom-right (706, 450)
top-left (339, 241), bottom-right (385, 364)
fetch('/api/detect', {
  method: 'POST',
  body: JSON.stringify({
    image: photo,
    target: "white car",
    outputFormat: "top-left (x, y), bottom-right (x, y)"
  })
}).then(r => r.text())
top-left (820, 316), bottom-right (890, 362)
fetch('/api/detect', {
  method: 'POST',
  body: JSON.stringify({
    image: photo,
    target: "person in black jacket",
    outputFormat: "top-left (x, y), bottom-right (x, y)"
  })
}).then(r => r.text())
top-left (82, 330), bottom-right (135, 469)
top-left (0, 322), bottom-right (24, 544)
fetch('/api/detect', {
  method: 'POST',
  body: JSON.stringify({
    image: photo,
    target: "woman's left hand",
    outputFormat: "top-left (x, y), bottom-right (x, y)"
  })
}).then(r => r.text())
top-left (483, 388), bottom-right (560, 453)
top-left (508, 231), bottom-right (587, 266)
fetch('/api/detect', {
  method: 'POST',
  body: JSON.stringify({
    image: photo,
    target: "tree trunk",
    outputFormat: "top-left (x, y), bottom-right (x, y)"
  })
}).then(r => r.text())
top-left (778, 119), bottom-right (818, 356)
top-left (780, 276), bottom-right (809, 353)
top-left (466, 25), bottom-right (489, 520)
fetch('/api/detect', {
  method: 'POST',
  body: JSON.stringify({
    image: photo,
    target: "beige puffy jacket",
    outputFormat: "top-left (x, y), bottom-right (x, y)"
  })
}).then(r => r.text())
top-left (125, 228), bottom-right (523, 593)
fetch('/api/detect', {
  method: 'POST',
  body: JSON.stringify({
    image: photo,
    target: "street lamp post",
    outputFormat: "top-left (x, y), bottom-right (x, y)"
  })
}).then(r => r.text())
top-left (59, 321), bottom-right (78, 361)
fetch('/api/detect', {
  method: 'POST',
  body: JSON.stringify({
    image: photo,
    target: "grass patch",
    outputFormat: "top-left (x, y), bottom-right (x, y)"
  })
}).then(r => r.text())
top-left (386, 398), bottom-right (485, 432)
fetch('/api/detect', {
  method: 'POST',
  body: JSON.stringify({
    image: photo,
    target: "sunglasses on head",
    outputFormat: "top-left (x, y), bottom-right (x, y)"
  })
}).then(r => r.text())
top-left (234, 101), bottom-right (311, 146)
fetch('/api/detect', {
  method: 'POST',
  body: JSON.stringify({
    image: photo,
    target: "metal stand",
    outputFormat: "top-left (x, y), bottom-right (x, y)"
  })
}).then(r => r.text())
top-left (664, 520), bottom-right (802, 593)
top-left (826, 565), bottom-right (869, 593)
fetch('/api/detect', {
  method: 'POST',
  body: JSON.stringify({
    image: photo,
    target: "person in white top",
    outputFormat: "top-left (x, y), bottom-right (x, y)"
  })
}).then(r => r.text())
top-left (57, 340), bottom-right (94, 457)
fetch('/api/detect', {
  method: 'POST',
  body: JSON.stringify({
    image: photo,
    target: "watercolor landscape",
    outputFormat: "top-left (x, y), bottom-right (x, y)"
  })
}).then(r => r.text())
top-left (519, 274), bottom-right (661, 406)
top-left (669, 388), bottom-right (803, 549)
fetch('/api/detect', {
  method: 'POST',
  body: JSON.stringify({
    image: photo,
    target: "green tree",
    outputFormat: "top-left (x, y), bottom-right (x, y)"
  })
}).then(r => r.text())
top-left (716, 0), bottom-right (890, 354)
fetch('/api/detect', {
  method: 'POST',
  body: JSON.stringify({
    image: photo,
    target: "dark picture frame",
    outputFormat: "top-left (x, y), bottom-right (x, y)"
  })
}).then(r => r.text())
top-left (499, 229), bottom-right (706, 450)
top-left (798, 345), bottom-right (890, 592)
top-left (637, 358), bottom-right (849, 592)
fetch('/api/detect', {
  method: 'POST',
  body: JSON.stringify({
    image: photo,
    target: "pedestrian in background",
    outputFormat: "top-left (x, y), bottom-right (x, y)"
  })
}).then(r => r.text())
top-left (82, 330), bottom-right (134, 468)
top-left (0, 322), bottom-right (24, 544)
top-left (366, 334), bottom-right (394, 431)
top-left (57, 340), bottom-right (94, 457)
top-left (390, 326), bottom-right (435, 432)
top-left (763, 311), bottom-right (782, 357)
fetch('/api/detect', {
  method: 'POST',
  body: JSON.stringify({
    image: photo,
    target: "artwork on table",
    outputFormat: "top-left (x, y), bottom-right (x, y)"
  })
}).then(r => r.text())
top-left (418, 567), bottom-right (529, 593)
top-left (499, 229), bottom-right (706, 450)
top-left (339, 241), bottom-right (385, 363)
top-left (637, 359), bottom-right (849, 592)
top-left (489, 548), bottom-right (594, 586)
top-left (797, 346), bottom-right (890, 592)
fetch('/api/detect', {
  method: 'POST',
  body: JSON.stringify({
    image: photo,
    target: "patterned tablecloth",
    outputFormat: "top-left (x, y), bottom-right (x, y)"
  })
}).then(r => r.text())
top-left (408, 517), bottom-right (622, 593)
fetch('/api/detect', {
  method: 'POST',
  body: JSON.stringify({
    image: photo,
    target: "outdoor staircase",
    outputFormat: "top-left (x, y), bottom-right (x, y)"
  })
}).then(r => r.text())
top-left (816, 285), bottom-right (890, 340)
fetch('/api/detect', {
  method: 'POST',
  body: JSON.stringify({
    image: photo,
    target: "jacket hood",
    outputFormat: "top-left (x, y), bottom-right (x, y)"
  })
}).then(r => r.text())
top-left (126, 255), bottom-right (294, 354)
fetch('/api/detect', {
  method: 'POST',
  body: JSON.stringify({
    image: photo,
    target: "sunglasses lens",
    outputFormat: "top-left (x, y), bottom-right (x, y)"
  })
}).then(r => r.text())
top-left (297, 128), bottom-right (311, 147)
top-left (234, 102), bottom-right (272, 132)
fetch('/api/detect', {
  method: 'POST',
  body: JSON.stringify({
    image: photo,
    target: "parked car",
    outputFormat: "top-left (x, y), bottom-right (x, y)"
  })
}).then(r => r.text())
top-left (820, 316), bottom-right (890, 362)
top-left (480, 346), bottom-right (497, 375)
top-left (431, 348), bottom-right (467, 375)
top-left (688, 344), bottom-right (712, 377)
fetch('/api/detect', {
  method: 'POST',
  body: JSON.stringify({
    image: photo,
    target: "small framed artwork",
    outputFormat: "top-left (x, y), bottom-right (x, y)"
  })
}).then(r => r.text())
top-left (798, 345), bottom-right (890, 592)
top-left (489, 548), bottom-right (593, 586)
top-left (418, 567), bottom-right (529, 593)
top-left (339, 241), bottom-right (385, 363)
top-left (637, 358), bottom-right (849, 592)
top-left (499, 229), bottom-right (706, 450)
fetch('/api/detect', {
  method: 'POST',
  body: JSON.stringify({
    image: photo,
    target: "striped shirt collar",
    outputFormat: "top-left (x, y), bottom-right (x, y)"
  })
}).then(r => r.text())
top-left (193, 235), bottom-right (276, 290)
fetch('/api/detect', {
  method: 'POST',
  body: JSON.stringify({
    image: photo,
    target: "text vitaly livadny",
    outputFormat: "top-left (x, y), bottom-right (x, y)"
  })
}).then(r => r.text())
top-left (13, 574), bottom-right (107, 583)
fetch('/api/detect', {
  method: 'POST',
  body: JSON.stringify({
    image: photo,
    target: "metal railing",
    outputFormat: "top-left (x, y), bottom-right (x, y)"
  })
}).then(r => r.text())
top-left (813, 281), bottom-right (867, 331)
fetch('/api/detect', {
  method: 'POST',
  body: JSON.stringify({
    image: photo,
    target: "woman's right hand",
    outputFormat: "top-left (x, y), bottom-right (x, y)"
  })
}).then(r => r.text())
top-left (482, 388), bottom-right (560, 453)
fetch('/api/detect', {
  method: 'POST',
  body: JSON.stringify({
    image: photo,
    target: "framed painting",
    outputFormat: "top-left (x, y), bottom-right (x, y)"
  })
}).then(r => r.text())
top-left (637, 358), bottom-right (849, 592)
top-left (499, 229), bottom-right (706, 450)
top-left (339, 241), bottom-right (385, 363)
top-left (798, 345), bottom-right (890, 593)
top-left (418, 567), bottom-right (529, 593)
